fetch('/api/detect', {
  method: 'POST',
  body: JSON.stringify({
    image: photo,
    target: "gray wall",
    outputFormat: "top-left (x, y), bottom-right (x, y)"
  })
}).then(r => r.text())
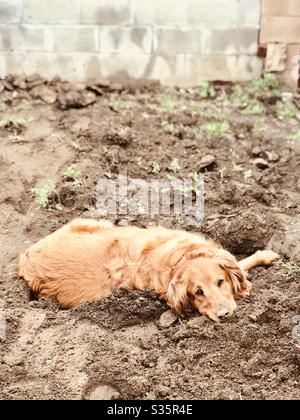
top-left (0, 0), bottom-right (263, 85)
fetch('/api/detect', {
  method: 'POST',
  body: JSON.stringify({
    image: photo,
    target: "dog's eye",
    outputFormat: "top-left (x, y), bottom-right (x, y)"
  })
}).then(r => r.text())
top-left (217, 279), bottom-right (224, 287)
top-left (195, 288), bottom-right (204, 297)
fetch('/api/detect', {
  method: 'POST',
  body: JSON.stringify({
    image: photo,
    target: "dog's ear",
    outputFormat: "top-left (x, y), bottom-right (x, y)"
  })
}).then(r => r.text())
top-left (217, 251), bottom-right (251, 299)
top-left (166, 275), bottom-right (192, 317)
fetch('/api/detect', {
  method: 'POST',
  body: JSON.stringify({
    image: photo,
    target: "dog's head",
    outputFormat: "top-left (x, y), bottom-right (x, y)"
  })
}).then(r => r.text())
top-left (165, 245), bottom-right (251, 321)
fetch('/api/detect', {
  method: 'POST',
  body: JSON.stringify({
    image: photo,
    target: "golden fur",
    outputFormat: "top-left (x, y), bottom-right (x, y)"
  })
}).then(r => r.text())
top-left (18, 218), bottom-right (279, 321)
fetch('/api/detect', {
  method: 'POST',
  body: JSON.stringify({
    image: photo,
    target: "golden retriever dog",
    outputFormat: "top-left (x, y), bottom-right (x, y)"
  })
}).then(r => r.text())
top-left (18, 218), bottom-right (279, 321)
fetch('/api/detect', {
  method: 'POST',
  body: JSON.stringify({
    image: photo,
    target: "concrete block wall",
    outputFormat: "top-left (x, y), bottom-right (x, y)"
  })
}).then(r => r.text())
top-left (0, 0), bottom-right (263, 85)
top-left (260, 0), bottom-right (300, 89)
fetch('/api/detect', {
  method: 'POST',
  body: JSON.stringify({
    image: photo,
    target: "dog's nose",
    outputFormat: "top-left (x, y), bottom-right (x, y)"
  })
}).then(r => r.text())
top-left (217, 306), bottom-right (230, 319)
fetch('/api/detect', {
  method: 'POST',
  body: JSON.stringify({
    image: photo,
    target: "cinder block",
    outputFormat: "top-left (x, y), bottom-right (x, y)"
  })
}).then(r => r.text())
top-left (0, 24), bottom-right (45, 51)
top-left (100, 26), bottom-right (152, 54)
top-left (0, 0), bottom-right (21, 23)
top-left (153, 28), bottom-right (204, 55)
top-left (239, 28), bottom-right (259, 54)
top-left (204, 28), bottom-right (258, 55)
top-left (260, 17), bottom-right (300, 43)
top-left (238, 0), bottom-right (261, 27)
top-left (80, 0), bottom-right (131, 24)
top-left (185, 0), bottom-right (238, 27)
top-left (262, 0), bottom-right (300, 17)
top-left (132, 0), bottom-right (186, 25)
top-left (145, 54), bottom-right (185, 85)
top-left (24, 0), bottom-right (80, 23)
top-left (97, 54), bottom-right (151, 80)
top-left (184, 54), bottom-right (262, 83)
top-left (51, 26), bottom-right (98, 52)
top-left (1, 52), bottom-right (100, 80)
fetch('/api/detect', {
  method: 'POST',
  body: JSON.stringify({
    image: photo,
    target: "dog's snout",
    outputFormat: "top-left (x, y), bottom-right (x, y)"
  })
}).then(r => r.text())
top-left (217, 305), bottom-right (230, 319)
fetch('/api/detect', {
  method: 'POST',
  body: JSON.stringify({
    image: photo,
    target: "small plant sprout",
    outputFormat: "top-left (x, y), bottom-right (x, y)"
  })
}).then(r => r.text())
top-left (219, 167), bottom-right (226, 179)
top-left (0, 116), bottom-right (30, 132)
top-left (152, 161), bottom-right (161, 174)
top-left (290, 131), bottom-right (300, 142)
top-left (161, 96), bottom-right (175, 112)
top-left (169, 159), bottom-right (181, 174)
top-left (252, 124), bottom-right (264, 137)
top-left (201, 107), bottom-right (222, 120)
top-left (161, 120), bottom-right (177, 135)
top-left (69, 140), bottom-right (81, 150)
top-left (249, 74), bottom-right (280, 94)
top-left (241, 103), bottom-right (264, 115)
top-left (238, 132), bottom-right (246, 140)
top-left (63, 165), bottom-right (82, 187)
top-left (200, 121), bottom-right (230, 136)
top-left (32, 182), bottom-right (55, 208)
top-left (230, 85), bottom-right (250, 107)
top-left (265, 150), bottom-right (279, 162)
top-left (107, 99), bottom-right (121, 112)
top-left (232, 163), bottom-right (244, 173)
top-left (199, 82), bottom-right (216, 98)
top-left (276, 101), bottom-right (298, 119)
top-left (244, 169), bottom-right (253, 181)
top-left (190, 103), bottom-right (199, 116)
top-left (281, 261), bottom-right (300, 279)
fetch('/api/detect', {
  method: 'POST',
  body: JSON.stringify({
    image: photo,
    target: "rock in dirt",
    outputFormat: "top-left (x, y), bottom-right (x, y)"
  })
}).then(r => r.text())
top-left (3, 354), bottom-right (23, 367)
top-left (30, 85), bottom-right (57, 104)
top-left (251, 146), bottom-right (261, 156)
top-left (2, 80), bottom-right (14, 91)
top-left (198, 154), bottom-right (216, 171)
top-left (254, 158), bottom-right (270, 170)
top-left (58, 90), bottom-right (97, 109)
top-left (159, 310), bottom-right (178, 328)
top-left (102, 127), bottom-right (133, 147)
top-left (268, 218), bottom-right (300, 261)
top-left (108, 82), bottom-right (124, 92)
top-left (13, 75), bottom-right (27, 90)
top-left (88, 385), bottom-right (120, 400)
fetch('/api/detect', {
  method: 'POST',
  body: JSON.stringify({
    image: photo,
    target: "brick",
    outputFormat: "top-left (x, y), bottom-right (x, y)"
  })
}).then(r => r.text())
top-left (286, 44), bottom-right (300, 69)
top-left (204, 28), bottom-right (258, 55)
top-left (153, 28), bottom-right (203, 55)
top-left (184, 55), bottom-right (262, 83)
top-left (260, 17), bottom-right (300, 43)
top-left (132, 0), bottom-right (186, 25)
top-left (238, 0), bottom-right (261, 27)
top-left (24, 0), bottom-right (80, 23)
top-left (185, 0), bottom-right (238, 28)
top-left (51, 26), bottom-right (98, 53)
top-left (80, 0), bottom-right (131, 24)
top-left (262, 0), bottom-right (300, 17)
top-left (0, 25), bottom-right (45, 51)
top-left (100, 26), bottom-right (152, 54)
top-left (0, 0), bottom-right (21, 23)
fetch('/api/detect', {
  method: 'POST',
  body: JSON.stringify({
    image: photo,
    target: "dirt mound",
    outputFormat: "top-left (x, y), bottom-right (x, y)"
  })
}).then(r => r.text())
top-left (71, 288), bottom-right (168, 330)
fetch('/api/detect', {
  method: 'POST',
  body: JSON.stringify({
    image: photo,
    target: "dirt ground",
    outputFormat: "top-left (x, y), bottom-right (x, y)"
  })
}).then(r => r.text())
top-left (0, 75), bottom-right (299, 400)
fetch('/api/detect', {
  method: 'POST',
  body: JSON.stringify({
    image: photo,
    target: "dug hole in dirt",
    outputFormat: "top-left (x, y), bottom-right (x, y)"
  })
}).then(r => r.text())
top-left (0, 74), bottom-right (299, 400)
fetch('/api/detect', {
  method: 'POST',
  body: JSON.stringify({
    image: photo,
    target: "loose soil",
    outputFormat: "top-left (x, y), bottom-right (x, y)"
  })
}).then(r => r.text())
top-left (0, 77), bottom-right (299, 400)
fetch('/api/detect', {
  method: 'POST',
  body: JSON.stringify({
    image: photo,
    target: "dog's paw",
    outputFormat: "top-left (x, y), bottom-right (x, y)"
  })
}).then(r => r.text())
top-left (258, 250), bottom-right (280, 266)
